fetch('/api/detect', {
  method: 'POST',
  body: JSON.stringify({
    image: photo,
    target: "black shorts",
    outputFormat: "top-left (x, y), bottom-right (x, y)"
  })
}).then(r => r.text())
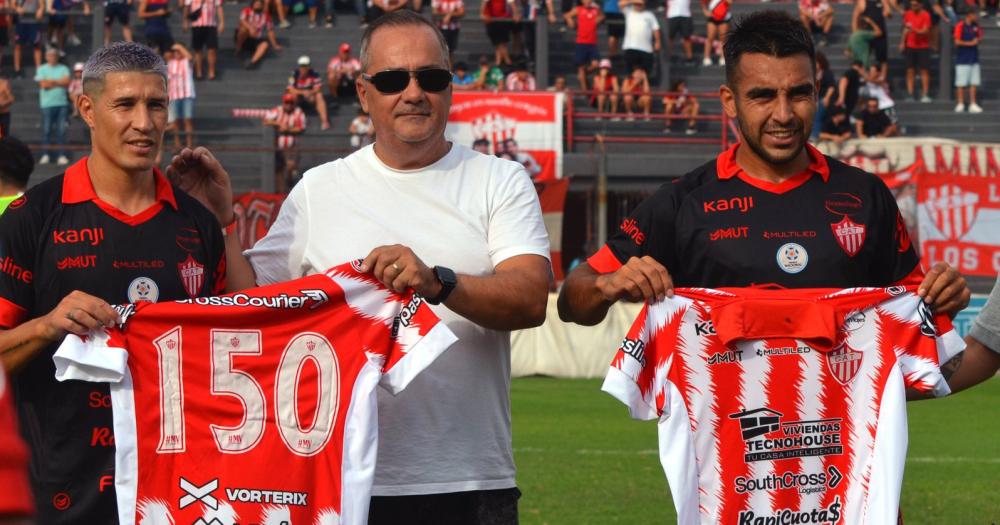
top-left (0, 112), bottom-right (10, 138)
top-left (441, 28), bottom-right (459, 52)
top-left (104, 2), bottom-right (130, 25)
top-left (485, 20), bottom-right (512, 45)
top-left (606, 12), bottom-right (625, 38)
top-left (624, 49), bottom-right (654, 74)
top-left (903, 47), bottom-right (930, 70)
top-left (369, 488), bottom-right (521, 525)
top-left (146, 31), bottom-right (173, 53)
top-left (0, 26), bottom-right (8, 46)
top-left (871, 33), bottom-right (888, 63)
top-left (191, 26), bottom-right (218, 50)
top-left (707, 15), bottom-right (730, 26)
top-left (667, 16), bottom-right (692, 39)
top-left (239, 34), bottom-right (263, 52)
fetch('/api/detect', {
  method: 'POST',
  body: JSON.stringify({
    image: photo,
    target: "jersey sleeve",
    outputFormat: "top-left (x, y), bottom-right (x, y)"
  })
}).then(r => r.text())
top-left (0, 369), bottom-right (32, 517)
top-left (486, 162), bottom-right (551, 267)
top-left (870, 179), bottom-right (921, 285)
top-left (53, 327), bottom-right (130, 384)
top-left (587, 181), bottom-right (679, 274)
top-left (378, 292), bottom-right (459, 395)
top-left (888, 295), bottom-right (964, 397)
top-left (602, 298), bottom-right (687, 420)
top-left (245, 177), bottom-right (310, 285)
top-left (0, 196), bottom-right (39, 328)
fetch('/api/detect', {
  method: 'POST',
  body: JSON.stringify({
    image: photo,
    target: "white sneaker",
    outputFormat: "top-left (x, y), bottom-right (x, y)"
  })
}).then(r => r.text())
top-left (685, 127), bottom-right (697, 135)
top-left (702, 57), bottom-right (712, 66)
top-left (68, 33), bottom-right (82, 46)
top-left (920, 95), bottom-right (933, 103)
top-left (718, 56), bottom-right (725, 66)
top-left (278, 19), bottom-right (291, 28)
top-left (39, 154), bottom-right (50, 165)
top-left (610, 116), bottom-right (622, 122)
top-left (969, 103), bottom-right (984, 113)
top-left (954, 103), bottom-right (966, 112)
top-left (56, 155), bottom-right (69, 165)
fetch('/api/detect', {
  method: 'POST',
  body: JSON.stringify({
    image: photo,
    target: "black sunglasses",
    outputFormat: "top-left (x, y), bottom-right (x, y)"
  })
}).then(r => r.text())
top-left (362, 68), bottom-right (452, 94)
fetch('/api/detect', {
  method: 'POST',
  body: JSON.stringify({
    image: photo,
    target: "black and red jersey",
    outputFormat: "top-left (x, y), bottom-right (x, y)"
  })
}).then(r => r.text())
top-left (588, 144), bottom-right (920, 288)
top-left (0, 158), bottom-right (226, 524)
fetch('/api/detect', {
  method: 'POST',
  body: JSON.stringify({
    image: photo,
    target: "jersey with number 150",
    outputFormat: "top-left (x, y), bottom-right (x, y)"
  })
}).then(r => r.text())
top-left (53, 261), bottom-right (458, 525)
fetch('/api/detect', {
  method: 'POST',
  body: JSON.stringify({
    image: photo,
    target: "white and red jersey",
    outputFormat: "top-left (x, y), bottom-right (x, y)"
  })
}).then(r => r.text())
top-left (266, 105), bottom-right (306, 149)
top-left (240, 6), bottom-right (272, 37)
top-left (327, 56), bottom-right (361, 77)
top-left (704, 0), bottom-right (729, 21)
top-left (602, 286), bottom-right (963, 525)
top-left (167, 57), bottom-right (196, 100)
top-left (432, 0), bottom-right (463, 30)
top-left (53, 261), bottom-right (457, 525)
top-left (185, 0), bottom-right (220, 27)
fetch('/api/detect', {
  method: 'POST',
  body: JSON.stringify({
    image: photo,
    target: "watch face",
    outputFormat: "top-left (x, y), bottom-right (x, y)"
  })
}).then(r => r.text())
top-left (435, 266), bottom-right (457, 286)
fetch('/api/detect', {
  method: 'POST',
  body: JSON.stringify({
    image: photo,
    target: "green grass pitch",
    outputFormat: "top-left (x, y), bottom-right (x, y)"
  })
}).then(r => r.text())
top-left (511, 377), bottom-right (1000, 525)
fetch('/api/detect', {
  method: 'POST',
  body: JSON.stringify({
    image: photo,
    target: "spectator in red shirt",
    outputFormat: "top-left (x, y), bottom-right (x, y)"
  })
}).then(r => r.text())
top-left (288, 55), bottom-right (329, 130)
top-left (482, 0), bottom-right (518, 66)
top-left (236, 0), bottom-right (282, 69)
top-left (504, 61), bottom-right (536, 91)
top-left (591, 58), bottom-right (620, 119)
top-left (327, 42), bottom-right (361, 101)
top-left (901, 0), bottom-right (932, 102)
top-left (621, 65), bottom-right (651, 121)
top-left (565, 0), bottom-right (603, 89)
top-left (662, 78), bottom-right (699, 134)
top-left (264, 92), bottom-right (306, 193)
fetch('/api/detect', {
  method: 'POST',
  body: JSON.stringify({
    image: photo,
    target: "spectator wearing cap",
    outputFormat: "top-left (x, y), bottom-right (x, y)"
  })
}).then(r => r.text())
top-left (620, 0), bottom-right (659, 79)
top-left (591, 58), bottom-right (620, 119)
top-left (482, 0), bottom-right (518, 66)
top-left (327, 42), bottom-right (361, 101)
top-left (139, 0), bottom-right (174, 53)
top-left (565, 0), bottom-right (602, 90)
top-left (819, 104), bottom-right (853, 145)
top-left (505, 61), bottom-right (536, 91)
top-left (183, 0), bottom-right (224, 80)
top-left (856, 96), bottom-right (898, 138)
top-left (432, 0), bottom-right (464, 60)
top-left (452, 61), bottom-right (476, 90)
top-left (68, 61), bottom-right (83, 117)
top-left (166, 43), bottom-right (197, 150)
top-left (34, 47), bottom-right (70, 165)
top-left (954, 9), bottom-right (983, 113)
top-left (288, 54), bottom-right (329, 130)
top-left (472, 54), bottom-right (504, 89)
top-left (901, 0), bottom-right (932, 102)
top-left (264, 93), bottom-right (306, 194)
top-left (0, 76), bottom-right (12, 137)
top-left (662, 79), bottom-right (698, 134)
top-left (237, 0), bottom-right (281, 68)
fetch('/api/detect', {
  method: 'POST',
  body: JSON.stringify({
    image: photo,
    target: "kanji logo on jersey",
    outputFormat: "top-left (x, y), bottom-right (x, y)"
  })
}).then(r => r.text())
top-left (178, 255), bottom-right (205, 298)
top-left (924, 184), bottom-right (980, 240)
top-left (729, 407), bottom-right (843, 462)
top-left (827, 342), bottom-right (862, 385)
top-left (830, 216), bottom-right (866, 257)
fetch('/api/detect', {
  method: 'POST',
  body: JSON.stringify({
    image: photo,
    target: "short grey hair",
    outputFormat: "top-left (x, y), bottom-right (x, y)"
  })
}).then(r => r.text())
top-left (359, 11), bottom-right (450, 73)
top-left (82, 41), bottom-right (167, 95)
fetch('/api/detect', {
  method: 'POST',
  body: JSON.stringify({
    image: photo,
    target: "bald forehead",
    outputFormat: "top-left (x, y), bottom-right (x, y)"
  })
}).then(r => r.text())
top-left (366, 24), bottom-right (449, 72)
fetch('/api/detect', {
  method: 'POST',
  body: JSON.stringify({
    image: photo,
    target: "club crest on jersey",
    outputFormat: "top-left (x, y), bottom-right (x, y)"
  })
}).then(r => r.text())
top-left (827, 342), bottom-right (862, 385)
top-left (830, 216), bottom-right (866, 257)
top-left (127, 276), bottom-right (160, 303)
top-left (178, 255), bottom-right (205, 298)
top-left (924, 184), bottom-right (979, 240)
top-left (776, 243), bottom-right (808, 274)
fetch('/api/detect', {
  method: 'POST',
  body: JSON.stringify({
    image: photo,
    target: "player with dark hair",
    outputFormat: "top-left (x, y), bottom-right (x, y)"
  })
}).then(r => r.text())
top-left (558, 9), bottom-right (968, 324)
top-left (0, 136), bottom-right (33, 215)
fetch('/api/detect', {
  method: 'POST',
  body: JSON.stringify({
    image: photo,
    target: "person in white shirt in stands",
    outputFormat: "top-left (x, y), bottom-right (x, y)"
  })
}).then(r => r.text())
top-left (666, 0), bottom-right (694, 63)
top-left (620, 0), bottom-right (660, 79)
top-left (167, 10), bottom-right (551, 525)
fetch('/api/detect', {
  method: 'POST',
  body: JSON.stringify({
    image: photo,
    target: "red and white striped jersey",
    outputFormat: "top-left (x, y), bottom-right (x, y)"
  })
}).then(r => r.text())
top-left (185, 0), bottom-right (220, 27)
top-left (240, 6), bottom-right (272, 37)
top-left (53, 261), bottom-right (457, 525)
top-left (603, 287), bottom-right (963, 525)
top-left (266, 105), bottom-right (306, 149)
top-left (704, 0), bottom-right (729, 21)
top-left (431, 0), bottom-right (463, 30)
top-left (167, 57), bottom-right (196, 100)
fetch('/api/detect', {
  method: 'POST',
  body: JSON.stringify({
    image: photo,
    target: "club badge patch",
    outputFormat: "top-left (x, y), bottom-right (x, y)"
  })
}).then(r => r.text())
top-left (830, 216), bottom-right (866, 257)
top-left (827, 342), bottom-right (863, 385)
top-left (178, 254), bottom-right (205, 298)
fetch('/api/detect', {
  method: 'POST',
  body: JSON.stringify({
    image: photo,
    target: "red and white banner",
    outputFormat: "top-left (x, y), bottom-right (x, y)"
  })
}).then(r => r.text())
top-left (446, 91), bottom-right (564, 181)
top-left (534, 178), bottom-right (570, 282)
top-left (233, 192), bottom-right (286, 251)
top-left (918, 172), bottom-right (1000, 276)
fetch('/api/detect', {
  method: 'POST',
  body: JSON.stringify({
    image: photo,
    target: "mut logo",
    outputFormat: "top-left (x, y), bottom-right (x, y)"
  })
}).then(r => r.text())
top-left (703, 196), bottom-right (754, 214)
top-left (710, 226), bottom-right (749, 241)
top-left (619, 218), bottom-right (646, 245)
top-left (57, 255), bottom-right (97, 270)
top-left (707, 350), bottom-right (743, 365)
top-left (52, 227), bottom-right (104, 246)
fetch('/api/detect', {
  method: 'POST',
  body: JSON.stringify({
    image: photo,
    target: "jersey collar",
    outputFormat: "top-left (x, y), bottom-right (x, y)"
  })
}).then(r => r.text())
top-left (716, 142), bottom-right (830, 194)
top-left (62, 156), bottom-right (178, 210)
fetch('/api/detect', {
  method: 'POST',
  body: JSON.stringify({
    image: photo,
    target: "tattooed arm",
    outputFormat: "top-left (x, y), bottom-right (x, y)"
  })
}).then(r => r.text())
top-left (944, 338), bottom-right (1000, 395)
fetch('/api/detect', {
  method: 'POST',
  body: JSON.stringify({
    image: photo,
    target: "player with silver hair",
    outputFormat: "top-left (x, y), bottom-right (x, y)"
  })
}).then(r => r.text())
top-left (0, 40), bottom-right (227, 524)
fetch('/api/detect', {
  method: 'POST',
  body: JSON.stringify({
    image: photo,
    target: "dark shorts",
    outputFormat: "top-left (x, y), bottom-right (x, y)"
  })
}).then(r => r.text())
top-left (369, 488), bottom-right (521, 525)
top-left (239, 34), bottom-right (264, 52)
top-left (48, 14), bottom-right (69, 27)
top-left (605, 12), bottom-right (625, 38)
top-left (146, 30), bottom-right (173, 53)
top-left (624, 48), bottom-right (654, 73)
top-left (903, 47), bottom-right (930, 70)
top-left (14, 22), bottom-right (41, 47)
top-left (0, 26), bottom-right (8, 46)
top-left (667, 16), bottom-right (692, 39)
top-left (0, 112), bottom-right (10, 138)
top-left (104, 2), bottom-right (130, 25)
top-left (706, 15), bottom-right (729, 26)
top-left (485, 20), bottom-right (512, 45)
top-left (574, 43), bottom-right (599, 66)
top-left (871, 33), bottom-right (887, 63)
top-left (441, 27), bottom-right (459, 52)
top-left (191, 25), bottom-right (218, 50)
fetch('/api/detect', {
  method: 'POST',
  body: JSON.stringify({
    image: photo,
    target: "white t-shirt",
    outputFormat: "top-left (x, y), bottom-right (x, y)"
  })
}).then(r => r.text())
top-left (245, 143), bottom-right (551, 495)
top-left (667, 0), bottom-right (691, 19)
top-left (623, 7), bottom-right (660, 54)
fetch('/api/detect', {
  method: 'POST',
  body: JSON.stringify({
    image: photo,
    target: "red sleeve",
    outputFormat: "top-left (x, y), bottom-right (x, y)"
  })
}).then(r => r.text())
top-left (587, 244), bottom-right (624, 273)
top-left (0, 373), bottom-right (33, 517)
top-left (953, 21), bottom-right (962, 41)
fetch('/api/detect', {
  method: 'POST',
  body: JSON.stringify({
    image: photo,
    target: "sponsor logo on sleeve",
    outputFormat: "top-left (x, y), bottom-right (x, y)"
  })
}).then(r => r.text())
top-left (8, 196), bottom-right (26, 210)
top-left (0, 256), bottom-right (32, 283)
top-left (728, 407), bottom-right (843, 463)
top-left (619, 218), bottom-right (646, 246)
top-left (618, 338), bottom-right (646, 366)
top-left (776, 243), bottom-right (808, 274)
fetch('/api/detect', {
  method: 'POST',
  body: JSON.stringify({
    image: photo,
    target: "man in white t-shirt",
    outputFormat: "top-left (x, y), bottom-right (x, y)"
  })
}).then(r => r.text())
top-left (166, 10), bottom-right (551, 525)
top-left (666, 0), bottom-right (693, 63)
top-left (620, 0), bottom-right (661, 78)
